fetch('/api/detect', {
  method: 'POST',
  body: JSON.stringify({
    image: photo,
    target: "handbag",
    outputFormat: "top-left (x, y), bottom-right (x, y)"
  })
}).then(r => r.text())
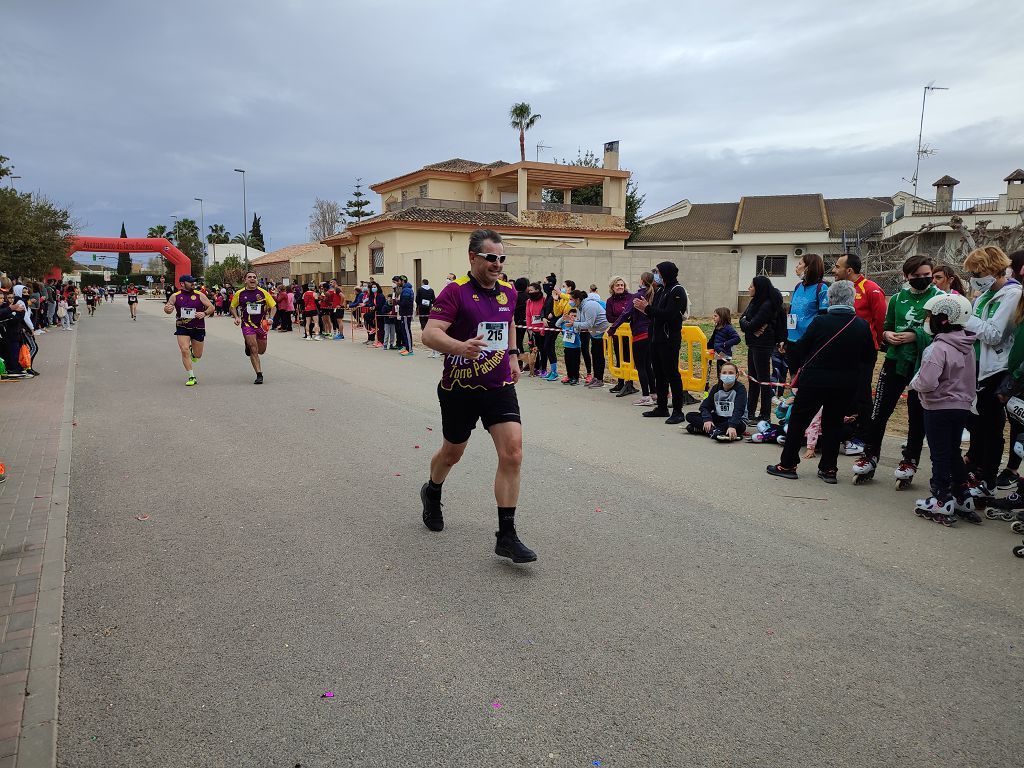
top-left (19, 343), bottom-right (31, 370)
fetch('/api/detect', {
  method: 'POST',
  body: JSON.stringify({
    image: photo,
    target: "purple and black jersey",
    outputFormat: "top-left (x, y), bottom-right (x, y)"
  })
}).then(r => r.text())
top-left (429, 274), bottom-right (516, 391)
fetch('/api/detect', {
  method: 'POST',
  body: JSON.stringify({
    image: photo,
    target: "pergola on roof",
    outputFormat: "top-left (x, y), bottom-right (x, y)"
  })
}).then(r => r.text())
top-left (371, 158), bottom-right (629, 193)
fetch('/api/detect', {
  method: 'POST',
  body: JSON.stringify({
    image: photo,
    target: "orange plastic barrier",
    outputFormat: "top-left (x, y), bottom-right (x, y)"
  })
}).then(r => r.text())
top-left (604, 324), bottom-right (638, 382)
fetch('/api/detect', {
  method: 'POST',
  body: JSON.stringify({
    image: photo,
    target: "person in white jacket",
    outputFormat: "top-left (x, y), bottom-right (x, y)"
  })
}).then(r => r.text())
top-left (962, 245), bottom-right (1022, 496)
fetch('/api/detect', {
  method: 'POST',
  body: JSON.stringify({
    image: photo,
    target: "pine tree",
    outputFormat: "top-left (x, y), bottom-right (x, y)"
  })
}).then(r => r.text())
top-left (344, 179), bottom-right (375, 222)
top-left (249, 213), bottom-right (265, 251)
top-left (116, 222), bottom-right (132, 276)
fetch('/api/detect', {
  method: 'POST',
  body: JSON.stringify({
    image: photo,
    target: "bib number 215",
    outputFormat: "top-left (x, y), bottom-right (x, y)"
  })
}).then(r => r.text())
top-left (478, 322), bottom-right (509, 351)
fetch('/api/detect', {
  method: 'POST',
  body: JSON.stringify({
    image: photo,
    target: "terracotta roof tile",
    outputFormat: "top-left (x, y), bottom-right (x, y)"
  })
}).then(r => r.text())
top-left (823, 197), bottom-right (894, 234)
top-left (251, 242), bottom-right (327, 265)
top-left (736, 194), bottom-right (826, 233)
top-left (632, 203), bottom-right (739, 242)
top-left (421, 158), bottom-right (500, 173)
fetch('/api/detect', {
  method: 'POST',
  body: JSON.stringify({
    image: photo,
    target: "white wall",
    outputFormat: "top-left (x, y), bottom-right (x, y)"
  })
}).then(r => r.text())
top-left (206, 243), bottom-right (266, 266)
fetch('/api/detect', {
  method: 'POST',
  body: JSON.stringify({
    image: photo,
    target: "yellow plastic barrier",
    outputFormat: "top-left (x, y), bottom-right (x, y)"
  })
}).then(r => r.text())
top-left (604, 323), bottom-right (638, 382)
top-left (679, 324), bottom-right (714, 392)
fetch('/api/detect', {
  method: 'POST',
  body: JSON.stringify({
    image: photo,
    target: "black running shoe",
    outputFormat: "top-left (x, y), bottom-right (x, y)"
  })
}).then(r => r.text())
top-left (766, 463), bottom-right (799, 480)
top-left (254, 372), bottom-right (263, 385)
top-left (995, 468), bottom-right (1019, 490)
top-left (664, 413), bottom-right (685, 425)
top-left (642, 408), bottom-right (670, 418)
top-left (817, 468), bottom-right (838, 484)
top-left (420, 483), bottom-right (444, 531)
top-left (494, 531), bottom-right (537, 563)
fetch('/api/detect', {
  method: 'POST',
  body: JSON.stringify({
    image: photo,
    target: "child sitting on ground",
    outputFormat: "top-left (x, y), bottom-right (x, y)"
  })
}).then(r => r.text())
top-left (685, 362), bottom-right (748, 441)
top-left (556, 308), bottom-right (582, 385)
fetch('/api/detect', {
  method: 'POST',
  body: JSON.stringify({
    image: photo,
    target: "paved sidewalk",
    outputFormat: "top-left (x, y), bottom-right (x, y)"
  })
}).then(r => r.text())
top-left (0, 329), bottom-right (75, 768)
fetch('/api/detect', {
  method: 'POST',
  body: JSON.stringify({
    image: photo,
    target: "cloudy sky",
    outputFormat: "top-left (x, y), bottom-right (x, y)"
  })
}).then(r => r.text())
top-left (3, 0), bottom-right (1022, 258)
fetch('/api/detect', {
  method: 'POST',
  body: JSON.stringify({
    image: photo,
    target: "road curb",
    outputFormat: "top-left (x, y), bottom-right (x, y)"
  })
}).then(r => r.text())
top-left (19, 333), bottom-right (75, 768)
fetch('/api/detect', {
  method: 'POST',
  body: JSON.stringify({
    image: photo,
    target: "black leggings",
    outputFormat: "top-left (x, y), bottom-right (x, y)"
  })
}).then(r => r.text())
top-left (633, 338), bottom-right (653, 396)
top-left (564, 347), bottom-right (581, 380)
top-left (866, 359), bottom-right (924, 464)
top-left (746, 346), bottom-right (774, 420)
top-left (515, 327), bottom-right (526, 356)
top-left (965, 373), bottom-right (1008, 486)
top-left (580, 331), bottom-right (592, 374)
top-left (924, 408), bottom-right (970, 498)
top-left (419, 315), bottom-right (429, 331)
top-left (653, 340), bottom-right (683, 414)
top-left (544, 330), bottom-right (557, 370)
top-left (590, 335), bottom-right (605, 381)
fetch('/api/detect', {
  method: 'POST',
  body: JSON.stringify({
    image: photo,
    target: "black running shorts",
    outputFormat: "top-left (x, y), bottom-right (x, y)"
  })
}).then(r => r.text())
top-left (437, 383), bottom-right (521, 445)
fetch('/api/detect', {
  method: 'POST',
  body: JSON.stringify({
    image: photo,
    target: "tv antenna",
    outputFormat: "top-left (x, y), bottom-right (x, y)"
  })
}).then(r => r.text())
top-left (535, 141), bottom-right (551, 162)
top-left (903, 82), bottom-right (949, 197)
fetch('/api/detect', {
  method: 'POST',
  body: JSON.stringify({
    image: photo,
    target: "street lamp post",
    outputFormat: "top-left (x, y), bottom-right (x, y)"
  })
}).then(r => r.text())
top-left (170, 215), bottom-right (179, 286)
top-left (234, 168), bottom-right (247, 265)
top-left (194, 197), bottom-right (205, 267)
top-left (8, 175), bottom-right (21, 188)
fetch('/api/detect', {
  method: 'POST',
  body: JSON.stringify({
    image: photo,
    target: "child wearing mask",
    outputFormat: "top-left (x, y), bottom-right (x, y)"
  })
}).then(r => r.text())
top-left (556, 308), bottom-right (582, 385)
top-left (910, 293), bottom-right (979, 525)
top-left (685, 362), bottom-right (747, 441)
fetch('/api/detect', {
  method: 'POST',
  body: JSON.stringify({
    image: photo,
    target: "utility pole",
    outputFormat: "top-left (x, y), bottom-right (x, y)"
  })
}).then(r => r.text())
top-left (194, 197), bottom-right (205, 267)
top-left (535, 141), bottom-right (551, 161)
top-left (234, 168), bottom-right (247, 265)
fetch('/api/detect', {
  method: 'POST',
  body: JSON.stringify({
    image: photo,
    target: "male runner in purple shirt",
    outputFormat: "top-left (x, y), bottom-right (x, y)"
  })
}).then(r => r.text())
top-left (163, 275), bottom-right (214, 387)
top-left (420, 229), bottom-right (536, 563)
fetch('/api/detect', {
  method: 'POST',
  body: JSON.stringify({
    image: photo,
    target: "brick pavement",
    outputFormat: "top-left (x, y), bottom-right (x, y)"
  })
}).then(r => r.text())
top-left (0, 328), bottom-right (75, 768)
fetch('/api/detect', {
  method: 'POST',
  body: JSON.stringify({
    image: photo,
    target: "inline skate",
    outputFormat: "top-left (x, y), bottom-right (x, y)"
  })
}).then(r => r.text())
top-left (953, 494), bottom-right (984, 525)
top-left (1014, 541), bottom-right (1024, 558)
top-left (914, 494), bottom-right (957, 526)
top-left (894, 459), bottom-right (917, 491)
top-left (852, 455), bottom-right (877, 485)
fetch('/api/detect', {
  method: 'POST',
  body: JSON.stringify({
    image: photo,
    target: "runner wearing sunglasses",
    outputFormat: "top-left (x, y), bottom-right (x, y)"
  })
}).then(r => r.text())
top-left (419, 229), bottom-right (536, 563)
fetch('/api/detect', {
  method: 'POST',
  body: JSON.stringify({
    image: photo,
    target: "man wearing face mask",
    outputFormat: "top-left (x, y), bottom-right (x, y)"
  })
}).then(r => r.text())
top-left (852, 254), bottom-right (941, 486)
top-left (634, 261), bottom-right (688, 424)
top-left (960, 246), bottom-right (1022, 496)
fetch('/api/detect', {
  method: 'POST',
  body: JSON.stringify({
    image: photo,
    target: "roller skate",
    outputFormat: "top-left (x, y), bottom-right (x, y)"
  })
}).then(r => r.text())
top-left (1014, 540), bottom-right (1024, 558)
top-left (965, 473), bottom-right (993, 499)
top-left (852, 455), bottom-right (877, 485)
top-left (953, 493), bottom-right (984, 525)
top-left (894, 459), bottom-right (917, 491)
top-left (914, 495), bottom-right (957, 526)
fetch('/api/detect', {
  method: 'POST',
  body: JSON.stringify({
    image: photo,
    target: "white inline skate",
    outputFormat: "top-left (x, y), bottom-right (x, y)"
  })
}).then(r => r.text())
top-left (852, 455), bottom-right (877, 485)
top-left (914, 495), bottom-right (957, 526)
top-left (894, 459), bottom-right (917, 491)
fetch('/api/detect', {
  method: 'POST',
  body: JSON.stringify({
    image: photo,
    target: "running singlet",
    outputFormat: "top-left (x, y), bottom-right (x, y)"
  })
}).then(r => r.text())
top-left (429, 274), bottom-right (516, 391)
top-left (231, 287), bottom-right (276, 327)
top-left (303, 291), bottom-right (318, 312)
top-left (172, 290), bottom-right (206, 329)
top-left (127, 289), bottom-right (138, 304)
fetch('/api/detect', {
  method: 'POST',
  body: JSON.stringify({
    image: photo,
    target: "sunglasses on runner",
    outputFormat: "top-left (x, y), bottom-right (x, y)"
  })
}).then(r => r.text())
top-left (475, 252), bottom-right (506, 264)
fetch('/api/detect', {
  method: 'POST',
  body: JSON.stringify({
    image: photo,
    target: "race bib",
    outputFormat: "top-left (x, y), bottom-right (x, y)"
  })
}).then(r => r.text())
top-left (562, 328), bottom-right (577, 344)
top-left (246, 302), bottom-right (261, 315)
top-left (787, 313), bottom-right (798, 330)
top-left (531, 315), bottom-right (543, 325)
top-left (180, 307), bottom-right (196, 319)
top-left (128, 296), bottom-right (137, 303)
top-left (478, 322), bottom-right (509, 351)
top-left (715, 397), bottom-right (734, 417)
top-left (421, 299), bottom-right (430, 306)
top-left (1007, 396), bottom-right (1024, 426)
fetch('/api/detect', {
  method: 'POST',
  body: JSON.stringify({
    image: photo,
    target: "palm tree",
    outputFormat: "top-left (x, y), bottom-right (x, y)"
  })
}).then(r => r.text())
top-left (207, 224), bottom-right (230, 244)
top-left (147, 224), bottom-right (171, 240)
top-left (509, 103), bottom-right (541, 162)
top-left (231, 233), bottom-right (252, 246)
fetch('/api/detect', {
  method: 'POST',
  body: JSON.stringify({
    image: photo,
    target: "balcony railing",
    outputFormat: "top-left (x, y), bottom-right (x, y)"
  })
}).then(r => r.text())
top-left (386, 197), bottom-right (510, 213)
top-left (527, 201), bottom-right (612, 215)
top-left (910, 197), bottom-right (1001, 215)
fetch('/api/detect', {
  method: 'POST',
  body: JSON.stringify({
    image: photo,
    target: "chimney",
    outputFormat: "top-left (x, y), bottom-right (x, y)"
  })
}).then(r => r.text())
top-left (932, 175), bottom-right (959, 209)
top-left (1005, 169), bottom-right (1024, 202)
top-left (602, 141), bottom-right (620, 171)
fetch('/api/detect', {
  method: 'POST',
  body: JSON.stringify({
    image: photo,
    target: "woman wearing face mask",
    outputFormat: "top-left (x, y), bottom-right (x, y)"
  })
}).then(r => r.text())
top-left (960, 246), bottom-right (1023, 497)
top-left (571, 289), bottom-right (609, 387)
top-left (605, 276), bottom-right (636, 397)
top-left (512, 277), bottom-right (530, 370)
top-left (766, 280), bottom-right (876, 482)
top-left (524, 282), bottom-right (548, 376)
top-left (852, 254), bottom-right (941, 486)
top-left (635, 261), bottom-right (688, 424)
top-left (685, 361), bottom-right (747, 441)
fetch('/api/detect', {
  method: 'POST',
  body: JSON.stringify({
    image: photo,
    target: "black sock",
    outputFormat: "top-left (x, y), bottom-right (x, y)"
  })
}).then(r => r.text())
top-left (426, 479), bottom-right (443, 498)
top-left (498, 506), bottom-right (516, 534)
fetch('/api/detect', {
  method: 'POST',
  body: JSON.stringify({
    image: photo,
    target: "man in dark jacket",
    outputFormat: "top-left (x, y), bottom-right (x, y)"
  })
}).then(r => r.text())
top-left (416, 279), bottom-right (438, 357)
top-left (398, 276), bottom-right (415, 355)
top-left (636, 260), bottom-right (688, 424)
top-left (767, 280), bottom-right (876, 483)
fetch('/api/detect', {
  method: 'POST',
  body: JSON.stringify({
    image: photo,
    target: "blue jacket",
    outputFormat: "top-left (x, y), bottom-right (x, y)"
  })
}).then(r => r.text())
top-left (399, 282), bottom-right (415, 316)
top-left (788, 281), bottom-right (828, 342)
top-left (708, 324), bottom-right (740, 357)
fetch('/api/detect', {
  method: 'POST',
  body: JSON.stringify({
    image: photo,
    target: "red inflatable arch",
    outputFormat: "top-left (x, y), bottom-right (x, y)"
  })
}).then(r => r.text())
top-left (53, 236), bottom-right (193, 288)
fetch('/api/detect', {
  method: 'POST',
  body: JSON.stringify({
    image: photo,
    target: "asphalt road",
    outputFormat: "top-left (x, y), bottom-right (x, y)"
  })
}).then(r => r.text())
top-left (57, 299), bottom-right (1024, 767)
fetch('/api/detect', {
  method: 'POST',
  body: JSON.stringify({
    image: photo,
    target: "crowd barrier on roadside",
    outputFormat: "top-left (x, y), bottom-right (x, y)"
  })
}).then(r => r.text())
top-left (604, 323), bottom-right (715, 392)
